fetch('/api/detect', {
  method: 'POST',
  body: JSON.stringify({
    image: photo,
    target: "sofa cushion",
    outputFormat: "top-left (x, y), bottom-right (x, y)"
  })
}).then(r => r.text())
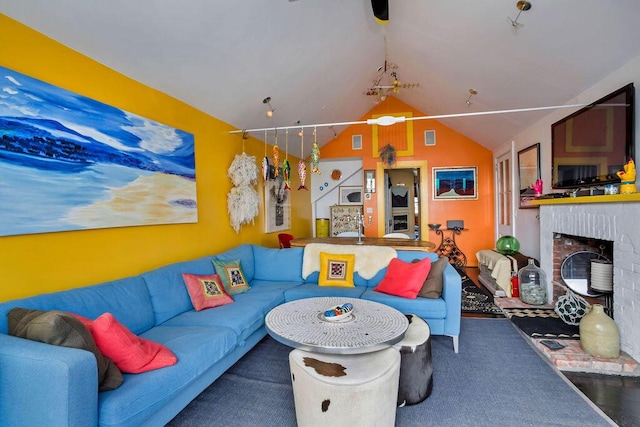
top-left (7, 308), bottom-right (123, 391)
top-left (163, 291), bottom-right (282, 342)
top-left (360, 288), bottom-right (447, 319)
top-left (141, 256), bottom-right (217, 325)
top-left (318, 252), bottom-right (355, 287)
top-left (284, 283), bottom-right (366, 302)
top-left (99, 324), bottom-right (238, 427)
top-left (182, 273), bottom-right (234, 311)
top-left (418, 257), bottom-right (448, 298)
top-left (253, 246), bottom-right (303, 282)
top-left (374, 257), bottom-right (431, 299)
top-left (90, 313), bottom-right (177, 374)
top-left (213, 244), bottom-right (255, 281)
top-left (0, 276), bottom-right (155, 335)
top-left (212, 259), bottom-right (251, 295)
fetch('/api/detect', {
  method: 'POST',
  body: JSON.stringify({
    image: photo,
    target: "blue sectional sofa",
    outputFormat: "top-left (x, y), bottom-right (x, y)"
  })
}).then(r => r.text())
top-left (0, 244), bottom-right (461, 427)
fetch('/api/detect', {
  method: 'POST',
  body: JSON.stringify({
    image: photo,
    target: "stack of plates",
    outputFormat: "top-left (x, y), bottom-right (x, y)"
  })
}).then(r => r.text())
top-left (590, 259), bottom-right (613, 292)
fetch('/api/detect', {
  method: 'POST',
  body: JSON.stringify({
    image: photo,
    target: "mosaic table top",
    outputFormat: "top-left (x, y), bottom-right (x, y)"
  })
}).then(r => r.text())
top-left (266, 297), bottom-right (408, 354)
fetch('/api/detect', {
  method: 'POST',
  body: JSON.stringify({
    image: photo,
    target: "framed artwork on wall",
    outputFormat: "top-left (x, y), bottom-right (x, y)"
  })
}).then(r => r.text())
top-left (265, 175), bottom-right (290, 233)
top-left (518, 143), bottom-right (541, 209)
top-left (432, 167), bottom-right (478, 200)
top-left (338, 185), bottom-right (363, 205)
top-left (390, 186), bottom-right (410, 209)
top-left (391, 212), bottom-right (410, 232)
top-left (330, 205), bottom-right (362, 236)
top-left (0, 65), bottom-right (197, 237)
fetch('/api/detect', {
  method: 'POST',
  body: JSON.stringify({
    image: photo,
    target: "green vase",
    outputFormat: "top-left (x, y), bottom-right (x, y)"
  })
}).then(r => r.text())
top-left (579, 304), bottom-right (620, 358)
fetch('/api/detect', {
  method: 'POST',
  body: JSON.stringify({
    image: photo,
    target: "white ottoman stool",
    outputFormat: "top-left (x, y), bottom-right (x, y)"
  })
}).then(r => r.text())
top-left (289, 347), bottom-right (400, 427)
top-left (392, 314), bottom-right (433, 406)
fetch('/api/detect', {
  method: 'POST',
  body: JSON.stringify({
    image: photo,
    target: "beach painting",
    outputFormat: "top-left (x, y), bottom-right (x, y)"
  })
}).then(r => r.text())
top-left (0, 66), bottom-right (197, 237)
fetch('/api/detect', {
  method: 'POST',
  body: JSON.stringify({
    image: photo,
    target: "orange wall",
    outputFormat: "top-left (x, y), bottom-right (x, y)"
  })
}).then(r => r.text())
top-left (0, 15), bottom-right (311, 301)
top-left (323, 97), bottom-right (495, 266)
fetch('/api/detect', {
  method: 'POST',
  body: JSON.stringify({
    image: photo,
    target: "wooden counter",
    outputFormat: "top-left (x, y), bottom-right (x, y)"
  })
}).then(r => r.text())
top-left (290, 237), bottom-right (436, 252)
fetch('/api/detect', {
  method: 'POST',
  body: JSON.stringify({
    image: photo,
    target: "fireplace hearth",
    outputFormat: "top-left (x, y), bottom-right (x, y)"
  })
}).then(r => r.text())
top-left (539, 198), bottom-right (640, 363)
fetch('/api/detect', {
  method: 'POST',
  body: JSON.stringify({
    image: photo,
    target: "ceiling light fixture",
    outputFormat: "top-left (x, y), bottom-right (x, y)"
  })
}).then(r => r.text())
top-left (263, 96), bottom-right (275, 118)
top-left (365, 33), bottom-right (419, 102)
top-left (466, 89), bottom-right (478, 107)
top-left (507, 0), bottom-right (532, 31)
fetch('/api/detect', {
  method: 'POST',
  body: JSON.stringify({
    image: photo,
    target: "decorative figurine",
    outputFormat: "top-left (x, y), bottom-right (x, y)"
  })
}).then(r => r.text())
top-left (532, 179), bottom-right (543, 197)
top-left (616, 158), bottom-right (636, 194)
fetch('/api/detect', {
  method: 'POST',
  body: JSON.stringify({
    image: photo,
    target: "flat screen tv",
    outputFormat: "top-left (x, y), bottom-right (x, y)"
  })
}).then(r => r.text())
top-left (551, 83), bottom-right (635, 189)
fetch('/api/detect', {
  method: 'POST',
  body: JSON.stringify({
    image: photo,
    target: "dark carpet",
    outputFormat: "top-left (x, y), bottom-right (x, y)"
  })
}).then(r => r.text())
top-left (504, 308), bottom-right (580, 339)
top-left (168, 318), bottom-right (611, 427)
top-left (461, 276), bottom-right (504, 316)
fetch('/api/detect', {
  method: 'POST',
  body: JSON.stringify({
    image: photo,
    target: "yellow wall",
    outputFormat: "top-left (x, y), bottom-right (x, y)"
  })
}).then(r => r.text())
top-left (0, 15), bottom-right (311, 301)
top-left (322, 97), bottom-right (496, 266)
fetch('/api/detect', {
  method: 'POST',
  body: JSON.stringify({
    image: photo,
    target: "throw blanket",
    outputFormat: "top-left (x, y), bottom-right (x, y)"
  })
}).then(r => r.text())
top-left (302, 243), bottom-right (397, 280)
top-left (476, 250), bottom-right (540, 297)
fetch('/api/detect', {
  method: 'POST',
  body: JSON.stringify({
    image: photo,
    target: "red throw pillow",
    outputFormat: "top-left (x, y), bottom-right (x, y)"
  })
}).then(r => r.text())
top-left (90, 313), bottom-right (177, 373)
top-left (374, 257), bottom-right (432, 299)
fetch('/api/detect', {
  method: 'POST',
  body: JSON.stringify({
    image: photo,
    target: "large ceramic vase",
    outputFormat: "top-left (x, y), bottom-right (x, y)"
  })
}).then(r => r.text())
top-left (579, 304), bottom-right (620, 358)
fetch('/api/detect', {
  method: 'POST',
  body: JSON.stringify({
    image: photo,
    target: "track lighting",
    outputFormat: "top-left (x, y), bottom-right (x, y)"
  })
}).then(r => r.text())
top-left (466, 89), bottom-right (478, 107)
top-left (507, 0), bottom-right (532, 31)
top-left (263, 96), bottom-right (275, 118)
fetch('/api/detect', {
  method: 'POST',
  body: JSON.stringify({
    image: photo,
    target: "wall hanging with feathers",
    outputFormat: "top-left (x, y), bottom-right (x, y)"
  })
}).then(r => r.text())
top-left (379, 143), bottom-right (397, 167)
top-left (227, 135), bottom-right (260, 233)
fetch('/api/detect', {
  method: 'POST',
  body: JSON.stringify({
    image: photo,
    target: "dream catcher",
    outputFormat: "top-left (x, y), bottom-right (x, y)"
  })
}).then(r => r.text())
top-left (227, 132), bottom-right (259, 233)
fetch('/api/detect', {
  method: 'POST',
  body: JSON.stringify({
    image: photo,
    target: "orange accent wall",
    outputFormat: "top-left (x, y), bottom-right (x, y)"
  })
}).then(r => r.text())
top-left (0, 15), bottom-right (311, 302)
top-left (322, 97), bottom-right (495, 266)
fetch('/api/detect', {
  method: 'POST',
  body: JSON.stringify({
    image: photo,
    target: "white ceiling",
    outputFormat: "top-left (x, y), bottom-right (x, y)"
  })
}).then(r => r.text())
top-left (3, 0), bottom-right (640, 157)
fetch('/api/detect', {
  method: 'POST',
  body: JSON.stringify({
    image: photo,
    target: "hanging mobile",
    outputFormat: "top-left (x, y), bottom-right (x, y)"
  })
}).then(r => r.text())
top-left (283, 130), bottom-right (291, 190)
top-left (311, 126), bottom-right (321, 175)
top-left (297, 128), bottom-right (308, 190)
top-left (272, 130), bottom-right (280, 178)
top-left (262, 130), bottom-right (270, 181)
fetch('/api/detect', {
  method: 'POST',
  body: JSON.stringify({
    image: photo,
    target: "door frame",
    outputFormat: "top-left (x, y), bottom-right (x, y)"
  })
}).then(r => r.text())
top-left (376, 160), bottom-right (429, 239)
top-left (495, 143), bottom-right (515, 240)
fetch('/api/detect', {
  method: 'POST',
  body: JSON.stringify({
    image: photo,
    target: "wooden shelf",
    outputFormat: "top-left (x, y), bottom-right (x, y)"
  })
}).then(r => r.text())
top-left (532, 193), bottom-right (640, 206)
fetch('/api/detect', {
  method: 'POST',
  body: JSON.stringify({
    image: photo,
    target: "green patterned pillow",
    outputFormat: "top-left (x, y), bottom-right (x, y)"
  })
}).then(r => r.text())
top-left (212, 259), bottom-right (250, 295)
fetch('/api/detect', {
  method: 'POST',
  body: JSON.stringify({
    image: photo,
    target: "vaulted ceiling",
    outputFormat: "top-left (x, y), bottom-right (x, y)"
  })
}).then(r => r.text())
top-left (3, 1), bottom-right (640, 156)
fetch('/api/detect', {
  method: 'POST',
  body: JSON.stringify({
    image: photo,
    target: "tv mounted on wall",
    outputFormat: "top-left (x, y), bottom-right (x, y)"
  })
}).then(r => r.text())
top-left (551, 83), bottom-right (635, 189)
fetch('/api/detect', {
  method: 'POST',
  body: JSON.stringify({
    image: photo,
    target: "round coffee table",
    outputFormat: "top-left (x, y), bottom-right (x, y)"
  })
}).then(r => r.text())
top-left (265, 297), bottom-right (408, 354)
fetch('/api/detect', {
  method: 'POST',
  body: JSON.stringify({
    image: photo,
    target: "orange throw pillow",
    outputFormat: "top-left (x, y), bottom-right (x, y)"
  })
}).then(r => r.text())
top-left (374, 257), bottom-right (432, 299)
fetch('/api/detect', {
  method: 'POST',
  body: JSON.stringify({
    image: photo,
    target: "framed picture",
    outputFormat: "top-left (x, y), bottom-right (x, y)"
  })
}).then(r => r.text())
top-left (432, 167), bottom-right (478, 200)
top-left (265, 175), bottom-right (290, 233)
top-left (518, 143), bottom-right (541, 209)
top-left (338, 185), bottom-right (363, 205)
top-left (390, 186), bottom-right (410, 209)
top-left (391, 212), bottom-right (410, 232)
top-left (330, 205), bottom-right (363, 236)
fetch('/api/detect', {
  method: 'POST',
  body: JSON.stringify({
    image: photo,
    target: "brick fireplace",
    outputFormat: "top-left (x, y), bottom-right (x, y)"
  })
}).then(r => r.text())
top-left (539, 198), bottom-right (640, 362)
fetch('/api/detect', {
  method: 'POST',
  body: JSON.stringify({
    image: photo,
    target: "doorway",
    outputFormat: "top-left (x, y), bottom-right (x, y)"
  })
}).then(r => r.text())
top-left (384, 168), bottom-right (420, 239)
top-left (376, 160), bottom-right (429, 240)
top-left (495, 149), bottom-right (514, 239)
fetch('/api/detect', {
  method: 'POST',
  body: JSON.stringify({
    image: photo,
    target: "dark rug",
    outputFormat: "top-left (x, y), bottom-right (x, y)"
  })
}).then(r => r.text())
top-left (167, 319), bottom-right (611, 426)
top-left (503, 307), bottom-right (580, 339)
top-left (460, 276), bottom-right (504, 316)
